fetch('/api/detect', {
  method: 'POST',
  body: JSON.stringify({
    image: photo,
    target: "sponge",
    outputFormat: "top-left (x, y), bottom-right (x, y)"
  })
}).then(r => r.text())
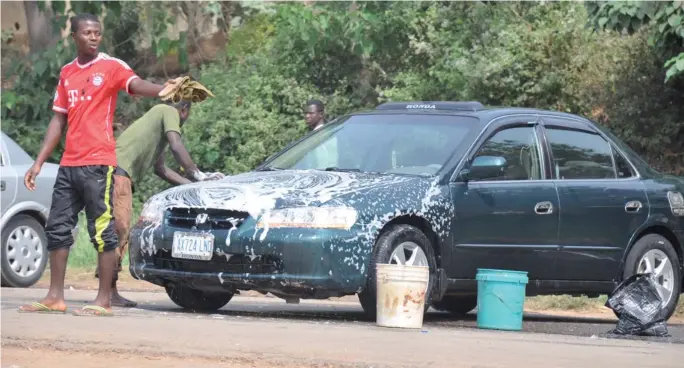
top-left (158, 76), bottom-right (215, 104)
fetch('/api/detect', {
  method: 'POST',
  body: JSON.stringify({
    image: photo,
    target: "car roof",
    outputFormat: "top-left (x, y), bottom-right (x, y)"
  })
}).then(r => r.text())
top-left (345, 101), bottom-right (661, 179)
top-left (349, 101), bottom-right (592, 125)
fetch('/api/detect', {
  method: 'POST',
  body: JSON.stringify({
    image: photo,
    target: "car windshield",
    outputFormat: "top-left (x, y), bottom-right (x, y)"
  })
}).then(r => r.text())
top-left (264, 113), bottom-right (478, 176)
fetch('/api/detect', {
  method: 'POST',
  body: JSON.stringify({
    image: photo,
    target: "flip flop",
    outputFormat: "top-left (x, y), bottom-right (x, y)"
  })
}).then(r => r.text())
top-left (17, 302), bottom-right (67, 314)
top-left (72, 305), bottom-right (114, 317)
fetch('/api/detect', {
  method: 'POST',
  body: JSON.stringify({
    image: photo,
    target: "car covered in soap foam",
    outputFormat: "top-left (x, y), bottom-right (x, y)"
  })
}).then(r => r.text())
top-left (129, 101), bottom-right (684, 320)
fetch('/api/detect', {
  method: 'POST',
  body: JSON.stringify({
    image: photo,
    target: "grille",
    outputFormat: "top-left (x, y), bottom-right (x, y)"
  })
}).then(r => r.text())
top-left (154, 253), bottom-right (283, 274)
top-left (166, 207), bottom-right (249, 230)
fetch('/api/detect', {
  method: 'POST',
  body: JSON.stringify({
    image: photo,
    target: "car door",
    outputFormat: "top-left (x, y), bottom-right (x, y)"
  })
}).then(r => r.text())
top-left (540, 117), bottom-right (649, 281)
top-left (0, 134), bottom-right (19, 213)
top-left (449, 118), bottom-right (561, 281)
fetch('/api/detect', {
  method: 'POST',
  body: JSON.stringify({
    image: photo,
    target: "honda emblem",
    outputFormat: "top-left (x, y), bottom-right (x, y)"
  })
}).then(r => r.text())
top-left (195, 213), bottom-right (209, 225)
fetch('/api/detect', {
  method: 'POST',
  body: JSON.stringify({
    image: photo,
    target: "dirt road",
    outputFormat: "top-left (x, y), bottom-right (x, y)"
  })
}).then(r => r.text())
top-left (2, 288), bottom-right (683, 368)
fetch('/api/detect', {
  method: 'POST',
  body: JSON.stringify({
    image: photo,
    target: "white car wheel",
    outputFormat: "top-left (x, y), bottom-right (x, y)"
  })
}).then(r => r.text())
top-left (1, 215), bottom-right (48, 288)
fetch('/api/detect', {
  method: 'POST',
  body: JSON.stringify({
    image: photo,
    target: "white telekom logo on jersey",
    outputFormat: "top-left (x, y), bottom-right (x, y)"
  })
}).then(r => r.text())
top-left (67, 89), bottom-right (94, 107)
top-left (65, 73), bottom-right (104, 107)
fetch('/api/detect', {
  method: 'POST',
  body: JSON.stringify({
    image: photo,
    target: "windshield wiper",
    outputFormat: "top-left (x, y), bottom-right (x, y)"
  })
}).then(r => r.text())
top-left (321, 167), bottom-right (362, 172)
top-left (256, 166), bottom-right (283, 171)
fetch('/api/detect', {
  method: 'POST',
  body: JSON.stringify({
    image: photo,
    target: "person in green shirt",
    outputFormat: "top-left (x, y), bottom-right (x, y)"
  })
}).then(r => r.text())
top-left (97, 100), bottom-right (224, 307)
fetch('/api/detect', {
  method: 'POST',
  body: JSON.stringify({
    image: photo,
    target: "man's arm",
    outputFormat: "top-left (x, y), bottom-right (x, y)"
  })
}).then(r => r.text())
top-left (153, 152), bottom-right (192, 186)
top-left (24, 112), bottom-right (67, 190)
top-left (166, 131), bottom-right (207, 181)
top-left (36, 112), bottom-right (67, 165)
top-left (112, 58), bottom-right (175, 98)
top-left (128, 78), bottom-right (170, 98)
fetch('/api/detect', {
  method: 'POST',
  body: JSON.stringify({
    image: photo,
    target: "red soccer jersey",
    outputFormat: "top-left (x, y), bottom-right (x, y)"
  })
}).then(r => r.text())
top-left (52, 52), bottom-right (139, 167)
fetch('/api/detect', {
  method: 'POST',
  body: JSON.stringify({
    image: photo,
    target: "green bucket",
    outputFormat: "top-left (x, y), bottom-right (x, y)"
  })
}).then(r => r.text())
top-left (475, 268), bottom-right (529, 331)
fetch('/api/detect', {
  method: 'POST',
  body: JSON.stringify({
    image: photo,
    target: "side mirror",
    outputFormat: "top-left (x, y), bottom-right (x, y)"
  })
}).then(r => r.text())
top-left (461, 156), bottom-right (507, 181)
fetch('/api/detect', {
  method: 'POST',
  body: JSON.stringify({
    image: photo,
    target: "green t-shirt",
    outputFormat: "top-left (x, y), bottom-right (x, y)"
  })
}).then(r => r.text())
top-left (116, 104), bottom-right (182, 184)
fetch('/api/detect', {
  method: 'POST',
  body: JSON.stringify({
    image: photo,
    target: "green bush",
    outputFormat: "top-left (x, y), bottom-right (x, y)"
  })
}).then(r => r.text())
top-left (130, 52), bottom-right (355, 206)
top-left (381, 2), bottom-right (616, 113)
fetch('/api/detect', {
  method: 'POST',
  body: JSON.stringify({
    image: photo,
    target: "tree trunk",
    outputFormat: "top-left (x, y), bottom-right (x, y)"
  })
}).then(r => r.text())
top-left (219, 1), bottom-right (233, 39)
top-left (23, 1), bottom-right (58, 54)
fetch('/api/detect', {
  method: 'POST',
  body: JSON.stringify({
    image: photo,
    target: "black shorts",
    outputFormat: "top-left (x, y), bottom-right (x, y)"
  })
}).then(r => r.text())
top-left (45, 165), bottom-right (118, 253)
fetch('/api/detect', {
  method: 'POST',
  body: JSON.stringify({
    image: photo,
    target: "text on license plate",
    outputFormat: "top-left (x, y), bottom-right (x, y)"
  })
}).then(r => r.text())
top-left (171, 232), bottom-right (214, 261)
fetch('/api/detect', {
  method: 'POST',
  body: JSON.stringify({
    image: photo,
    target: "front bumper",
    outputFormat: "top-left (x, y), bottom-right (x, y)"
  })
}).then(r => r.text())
top-left (128, 218), bottom-right (371, 298)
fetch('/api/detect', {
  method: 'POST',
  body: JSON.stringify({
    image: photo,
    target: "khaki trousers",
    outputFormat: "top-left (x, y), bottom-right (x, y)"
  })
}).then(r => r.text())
top-left (95, 173), bottom-right (133, 281)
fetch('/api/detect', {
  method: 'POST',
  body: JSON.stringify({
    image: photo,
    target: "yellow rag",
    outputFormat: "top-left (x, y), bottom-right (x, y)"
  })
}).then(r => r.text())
top-left (158, 76), bottom-right (215, 104)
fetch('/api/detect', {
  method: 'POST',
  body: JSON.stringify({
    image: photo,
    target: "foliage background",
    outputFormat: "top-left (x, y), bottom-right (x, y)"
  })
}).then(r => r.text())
top-left (2, 0), bottom-right (684, 207)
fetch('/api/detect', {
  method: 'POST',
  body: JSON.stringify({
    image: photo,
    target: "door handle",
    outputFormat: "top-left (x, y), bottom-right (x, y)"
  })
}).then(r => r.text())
top-left (0, 180), bottom-right (4, 191)
top-left (625, 200), bottom-right (643, 213)
top-left (534, 201), bottom-right (553, 215)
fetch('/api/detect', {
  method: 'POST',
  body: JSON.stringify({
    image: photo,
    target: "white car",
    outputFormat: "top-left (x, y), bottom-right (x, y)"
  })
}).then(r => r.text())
top-left (0, 132), bottom-right (78, 287)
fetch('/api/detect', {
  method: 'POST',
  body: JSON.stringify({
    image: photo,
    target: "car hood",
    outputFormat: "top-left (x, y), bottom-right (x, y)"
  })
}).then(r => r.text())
top-left (143, 169), bottom-right (433, 218)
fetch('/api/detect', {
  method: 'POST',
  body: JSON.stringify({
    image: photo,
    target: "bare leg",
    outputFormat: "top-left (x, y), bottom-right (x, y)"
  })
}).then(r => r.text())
top-left (72, 165), bottom-right (119, 316)
top-left (110, 266), bottom-right (137, 307)
top-left (109, 173), bottom-right (137, 308)
top-left (18, 248), bottom-right (69, 312)
top-left (19, 166), bottom-right (80, 313)
top-left (91, 249), bottom-right (117, 310)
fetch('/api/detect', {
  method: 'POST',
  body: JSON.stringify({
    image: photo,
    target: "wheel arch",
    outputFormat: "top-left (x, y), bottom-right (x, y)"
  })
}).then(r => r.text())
top-left (380, 214), bottom-right (442, 267)
top-left (626, 225), bottom-right (682, 265)
top-left (16, 210), bottom-right (47, 227)
top-left (0, 202), bottom-right (49, 233)
top-left (624, 224), bottom-right (683, 290)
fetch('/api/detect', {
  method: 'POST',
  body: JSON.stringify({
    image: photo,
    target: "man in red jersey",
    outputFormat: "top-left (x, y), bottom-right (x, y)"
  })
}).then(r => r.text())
top-left (18, 13), bottom-right (174, 316)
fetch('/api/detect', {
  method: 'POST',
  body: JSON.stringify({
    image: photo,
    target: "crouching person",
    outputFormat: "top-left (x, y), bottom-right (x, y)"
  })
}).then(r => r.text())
top-left (98, 100), bottom-right (224, 307)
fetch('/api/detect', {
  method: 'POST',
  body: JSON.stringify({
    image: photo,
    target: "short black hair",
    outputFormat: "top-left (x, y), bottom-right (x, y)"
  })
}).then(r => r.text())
top-left (167, 99), bottom-right (192, 110)
top-left (70, 13), bottom-right (100, 33)
top-left (306, 99), bottom-right (324, 112)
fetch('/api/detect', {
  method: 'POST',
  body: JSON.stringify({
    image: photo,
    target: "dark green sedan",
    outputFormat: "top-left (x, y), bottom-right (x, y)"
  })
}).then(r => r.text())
top-left (128, 101), bottom-right (684, 320)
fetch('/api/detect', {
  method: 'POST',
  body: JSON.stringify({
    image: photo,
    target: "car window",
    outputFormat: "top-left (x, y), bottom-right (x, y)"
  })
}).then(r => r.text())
top-left (1, 133), bottom-right (34, 166)
top-left (613, 146), bottom-right (636, 179)
top-left (385, 125), bottom-right (455, 173)
top-left (269, 114), bottom-right (477, 176)
top-left (471, 126), bottom-right (543, 181)
top-left (591, 124), bottom-right (652, 171)
top-left (544, 127), bottom-right (616, 180)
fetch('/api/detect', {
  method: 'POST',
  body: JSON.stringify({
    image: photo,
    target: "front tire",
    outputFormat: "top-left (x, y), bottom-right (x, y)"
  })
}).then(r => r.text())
top-left (0, 215), bottom-right (48, 288)
top-left (165, 283), bottom-right (233, 312)
top-left (358, 224), bottom-right (437, 320)
top-left (623, 234), bottom-right (682, 321)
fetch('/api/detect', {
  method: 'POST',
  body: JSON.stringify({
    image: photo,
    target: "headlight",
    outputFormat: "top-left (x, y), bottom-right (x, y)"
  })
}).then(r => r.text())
top-left (138, 201), bottom-right (164, 224)
top-left (256, 207), bottom-right (357, 230)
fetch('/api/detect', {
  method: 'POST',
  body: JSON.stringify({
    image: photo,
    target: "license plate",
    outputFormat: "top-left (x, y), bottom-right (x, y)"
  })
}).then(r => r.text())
top-left (171, 232), bottom-right (214, 261)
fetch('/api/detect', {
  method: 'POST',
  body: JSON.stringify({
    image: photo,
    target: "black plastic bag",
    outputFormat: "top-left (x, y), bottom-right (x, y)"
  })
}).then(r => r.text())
top-left (604, 273), bottom-right (669, 337)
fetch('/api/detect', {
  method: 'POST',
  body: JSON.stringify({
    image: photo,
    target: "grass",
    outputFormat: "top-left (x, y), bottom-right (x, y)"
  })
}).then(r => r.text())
top-left (526, 295), bottom-right (609, 313)
top-left (526, 294), bottom-right (684, 319)
top-left (62, 213), bottom-right (130, 272)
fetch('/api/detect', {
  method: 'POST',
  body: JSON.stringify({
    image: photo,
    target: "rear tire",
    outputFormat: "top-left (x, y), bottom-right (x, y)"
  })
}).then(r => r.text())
top-left (622, 233), bottom-right (681, 321)
top-left (358, 224), bottom-right (437, 320)
top-left (0, 215), bottom-right (48, 288)
top-left (431, 295), bottom-right (477, 315)
top-left (165, 283), bottom-right (233, 312)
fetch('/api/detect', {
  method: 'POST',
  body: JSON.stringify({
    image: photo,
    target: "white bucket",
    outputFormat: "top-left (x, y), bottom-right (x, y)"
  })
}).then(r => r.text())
top-left (375, 263), bottom-right (430, 329)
